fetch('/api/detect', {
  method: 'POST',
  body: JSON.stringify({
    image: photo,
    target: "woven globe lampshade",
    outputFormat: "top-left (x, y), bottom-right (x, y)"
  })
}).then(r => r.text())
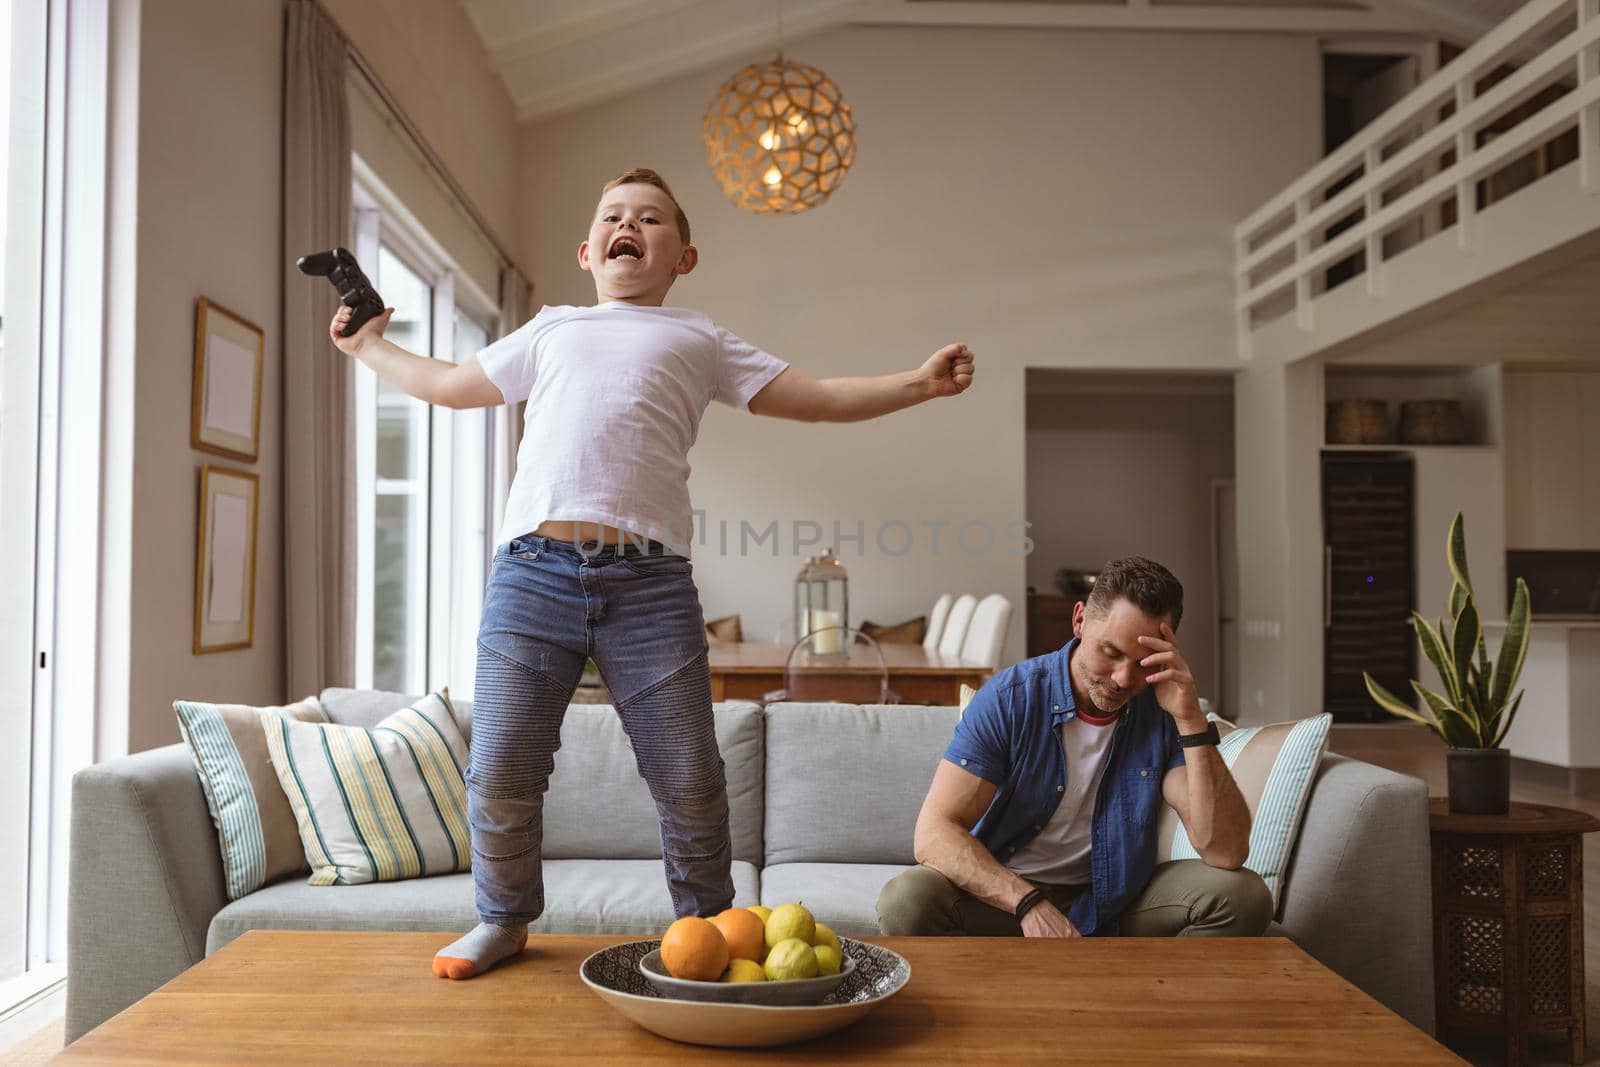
top-left (702, 56), bottom-right (856, 215)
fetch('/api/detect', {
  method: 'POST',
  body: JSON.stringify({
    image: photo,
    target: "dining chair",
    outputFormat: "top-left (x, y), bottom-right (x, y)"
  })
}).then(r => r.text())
top-left (761, 627), bottom-right (896, 705)
top-left (959, 593), bottom-right (1014, 670)
top-left (936, 594), bottom-right (979, 659)
top-left (922, 593), bottom-right (954, 652)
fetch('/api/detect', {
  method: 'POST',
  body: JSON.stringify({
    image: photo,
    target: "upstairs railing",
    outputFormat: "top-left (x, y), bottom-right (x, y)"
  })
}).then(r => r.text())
top-left (1234, 0), bottom-right (1600, 352)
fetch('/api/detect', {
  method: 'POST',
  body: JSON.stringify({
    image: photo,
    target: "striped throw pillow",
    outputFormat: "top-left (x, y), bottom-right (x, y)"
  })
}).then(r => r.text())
top-left (263, 689), bottom-right (472, 886)
top-left (1157, 713), bottom-right (1332, 908)
top-left (175, 696), bottom-right (328, 900)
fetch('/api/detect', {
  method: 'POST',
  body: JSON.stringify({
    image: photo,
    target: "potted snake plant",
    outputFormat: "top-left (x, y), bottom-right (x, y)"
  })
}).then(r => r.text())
top-left (1363, 512), bottom-right (1532, 815)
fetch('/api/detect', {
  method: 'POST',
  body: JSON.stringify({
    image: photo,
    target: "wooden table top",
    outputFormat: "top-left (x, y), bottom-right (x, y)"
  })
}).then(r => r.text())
top-left (1428, 796), bottom-right (1600, 836)
top-left (57, 932), bottom-right (1458, 1064)
top-left (708, 641), bottom-right (990, 676)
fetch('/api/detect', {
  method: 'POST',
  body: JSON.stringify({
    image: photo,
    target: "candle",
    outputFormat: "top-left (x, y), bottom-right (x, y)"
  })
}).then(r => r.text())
top-left (810, 609), bottom-right (843, 654)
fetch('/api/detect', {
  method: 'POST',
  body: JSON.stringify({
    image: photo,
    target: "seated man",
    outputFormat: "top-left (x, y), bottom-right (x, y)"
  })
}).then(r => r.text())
top-left (878, 556), bottom-right (1272, 938)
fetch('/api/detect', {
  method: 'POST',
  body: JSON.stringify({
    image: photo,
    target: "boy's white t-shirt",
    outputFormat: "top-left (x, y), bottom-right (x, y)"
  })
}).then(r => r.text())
top-left (1005, 712), bottom-right (1119, 886)
top-left (476, 302), bottom-right (789, 557)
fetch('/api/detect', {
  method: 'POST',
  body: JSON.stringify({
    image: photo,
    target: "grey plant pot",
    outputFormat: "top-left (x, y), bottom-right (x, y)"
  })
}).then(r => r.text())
top-left (1446, 747), bottom-right (1511, 815)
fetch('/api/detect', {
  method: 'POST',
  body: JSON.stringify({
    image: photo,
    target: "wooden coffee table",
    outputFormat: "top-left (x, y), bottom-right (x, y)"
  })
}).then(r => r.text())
top-left (57, 932), bottom-right (1460, 1063)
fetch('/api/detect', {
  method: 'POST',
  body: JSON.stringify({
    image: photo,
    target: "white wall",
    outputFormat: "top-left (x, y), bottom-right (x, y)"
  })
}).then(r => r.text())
top-left (518, 26), bottom-right (1321, 669)
top-left (119, 0), bottom-right (518, 752)
top-left (325, 0), bottom-right (524, 299)
top-left (124, 0), bottom-right (287, 754)
top-left (1233, 358), bottom-right (1323, 723)
top-left (1413, 448), bottom-right (1507, 622)
top-left (1024, 377), bottom-right (1233, 702)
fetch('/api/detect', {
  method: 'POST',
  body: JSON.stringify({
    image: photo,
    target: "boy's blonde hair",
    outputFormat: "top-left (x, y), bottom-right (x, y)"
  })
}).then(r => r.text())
top-left (600, 168), bottom-right (691, 245)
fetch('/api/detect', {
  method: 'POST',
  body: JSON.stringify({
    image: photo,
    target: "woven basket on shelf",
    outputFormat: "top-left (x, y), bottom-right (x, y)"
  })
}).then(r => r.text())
top-left (1398, 399), bottom-right (1466, 444)
top-left (1326, 399), bottom-right (1391, 444)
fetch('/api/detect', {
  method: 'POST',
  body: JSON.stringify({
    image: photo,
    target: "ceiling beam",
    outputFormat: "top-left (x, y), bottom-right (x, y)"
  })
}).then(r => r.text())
top-left (481, 0), bottom-right (705, 70)
top-left (515, 0), bottom-right (866, 123)
top-left (496, 0), bottom-right (1465, 125)
top-left (850, 0), bottom-right (1433, 35)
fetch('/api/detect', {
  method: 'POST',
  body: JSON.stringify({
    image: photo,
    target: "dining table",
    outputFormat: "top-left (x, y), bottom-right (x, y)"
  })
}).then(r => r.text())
top-left (706, 641), bottom-right (993, 706)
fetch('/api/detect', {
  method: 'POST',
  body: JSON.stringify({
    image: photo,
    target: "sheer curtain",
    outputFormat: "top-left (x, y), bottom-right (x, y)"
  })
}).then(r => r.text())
top-left (281, 0), bottom-right (355, 696)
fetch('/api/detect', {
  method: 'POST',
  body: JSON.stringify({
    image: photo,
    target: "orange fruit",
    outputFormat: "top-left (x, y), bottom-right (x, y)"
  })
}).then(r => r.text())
top-left (659, 916), bottom-right (729, 981)
top-left (711, 908), bottom-right (767, 962)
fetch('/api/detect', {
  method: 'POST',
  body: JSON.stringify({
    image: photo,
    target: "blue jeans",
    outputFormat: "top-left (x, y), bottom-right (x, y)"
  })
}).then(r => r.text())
top-left (468, 533), bottom-right (733, 925)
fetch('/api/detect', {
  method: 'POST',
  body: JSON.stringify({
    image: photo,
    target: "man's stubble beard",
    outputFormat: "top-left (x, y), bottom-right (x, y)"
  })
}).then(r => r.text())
top-left (1072, 657), bottom-right (1129, 716)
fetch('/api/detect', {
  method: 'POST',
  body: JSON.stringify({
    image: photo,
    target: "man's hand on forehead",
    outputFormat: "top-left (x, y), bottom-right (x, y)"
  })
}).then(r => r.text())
top-left (1137, 622), bottom-right (1203, 723)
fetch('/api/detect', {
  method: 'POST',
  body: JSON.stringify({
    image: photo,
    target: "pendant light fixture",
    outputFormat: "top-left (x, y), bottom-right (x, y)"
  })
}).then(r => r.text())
top-left (701, 2), bottom-right (856, 215)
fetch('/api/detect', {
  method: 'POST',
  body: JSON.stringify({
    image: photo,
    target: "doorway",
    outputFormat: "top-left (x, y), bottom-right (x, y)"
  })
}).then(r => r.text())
top-left (1024, 370), bottom-right (1237, 715)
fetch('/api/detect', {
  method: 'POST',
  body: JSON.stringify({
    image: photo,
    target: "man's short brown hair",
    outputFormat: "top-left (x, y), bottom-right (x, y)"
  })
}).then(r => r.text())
top-left (600, 167), bottom-right (691, 245)
top-left (1085, 556), bottom-right (1184, 630)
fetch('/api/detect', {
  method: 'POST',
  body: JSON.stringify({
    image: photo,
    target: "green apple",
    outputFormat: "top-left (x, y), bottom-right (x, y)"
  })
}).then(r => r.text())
top-left (722, 959), bottom-right (766, 983)
top-left (812, 922), bottom-right (842, 956)
top-left (764, 902), bottom-right (816, 949)
top-left (763, 938), bottom-right (820, 981)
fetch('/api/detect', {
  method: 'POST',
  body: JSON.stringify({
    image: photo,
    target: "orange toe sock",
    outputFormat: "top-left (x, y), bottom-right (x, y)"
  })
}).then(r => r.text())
top-left (432, 923), bottom-right (529, 980)
top-left (432, 955), bottom-right (478, 980)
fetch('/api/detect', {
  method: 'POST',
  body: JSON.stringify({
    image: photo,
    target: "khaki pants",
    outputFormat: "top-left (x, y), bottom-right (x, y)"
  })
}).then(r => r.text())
top-left (876, 860), bottom-right (1274, 937)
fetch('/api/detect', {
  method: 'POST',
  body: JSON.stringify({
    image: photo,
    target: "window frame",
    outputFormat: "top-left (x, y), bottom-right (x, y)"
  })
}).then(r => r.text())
top-left (1, 0), bottom-right (116, 1012)
top-left (0, 0), bottom-right (51, 1000)
top-left (351, 166), bottom-right (499, 700)
top-left (439, 306), bottom-right (494, 699)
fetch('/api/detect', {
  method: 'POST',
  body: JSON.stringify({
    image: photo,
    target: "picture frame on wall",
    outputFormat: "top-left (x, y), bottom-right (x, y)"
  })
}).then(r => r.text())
top-left (191, 298), bottom-right (264, 462)
top-left (195, 465), bottom-right (259, 654)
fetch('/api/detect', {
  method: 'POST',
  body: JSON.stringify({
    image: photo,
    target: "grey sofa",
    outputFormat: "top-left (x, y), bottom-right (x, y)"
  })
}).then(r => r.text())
top-left (66, 690), bottom-right (1434, 1041)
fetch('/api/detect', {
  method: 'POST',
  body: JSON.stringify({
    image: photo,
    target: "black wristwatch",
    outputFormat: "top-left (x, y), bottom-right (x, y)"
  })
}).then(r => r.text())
top-left (1176, 722), bottom-right (1221, 748)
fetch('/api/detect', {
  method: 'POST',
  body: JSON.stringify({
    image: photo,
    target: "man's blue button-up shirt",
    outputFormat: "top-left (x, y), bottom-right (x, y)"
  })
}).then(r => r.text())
top-left (942, 637), bottom-right (1185, 935)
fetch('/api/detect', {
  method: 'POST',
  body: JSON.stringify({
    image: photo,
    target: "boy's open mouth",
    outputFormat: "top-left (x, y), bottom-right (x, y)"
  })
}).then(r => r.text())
top-left (607, 236), bottom-right (643, 261)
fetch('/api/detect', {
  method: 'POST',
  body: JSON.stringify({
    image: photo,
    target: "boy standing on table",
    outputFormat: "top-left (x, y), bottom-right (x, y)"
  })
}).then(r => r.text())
top-left (330, 168), bottom-right (976, 978)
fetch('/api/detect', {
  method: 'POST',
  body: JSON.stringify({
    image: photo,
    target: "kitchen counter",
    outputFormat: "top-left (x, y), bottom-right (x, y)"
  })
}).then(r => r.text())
top-left (1480, 617), bottom-right (1600, 630)
top-left (1483, 619), bottom-right (1599, 772)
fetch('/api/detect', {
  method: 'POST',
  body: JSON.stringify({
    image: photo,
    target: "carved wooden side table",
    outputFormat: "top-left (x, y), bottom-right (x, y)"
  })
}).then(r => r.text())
top-left (1429, 798), bottom-right (1600, 1066)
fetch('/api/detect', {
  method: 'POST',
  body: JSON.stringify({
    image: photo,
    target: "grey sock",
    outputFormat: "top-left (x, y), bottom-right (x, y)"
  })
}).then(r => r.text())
top-left (433, 921), bottom-right (529, 979)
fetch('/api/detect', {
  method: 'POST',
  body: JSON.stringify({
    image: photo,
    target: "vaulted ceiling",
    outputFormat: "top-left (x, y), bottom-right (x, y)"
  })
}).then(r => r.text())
top-left (459, 0), bottom-right (1531, 124)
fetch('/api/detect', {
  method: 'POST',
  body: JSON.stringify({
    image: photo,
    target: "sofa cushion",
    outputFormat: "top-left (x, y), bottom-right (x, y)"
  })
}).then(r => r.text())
top-left (318, 688), bottom-right (426, 730)
top-left (173, 695), bottom-right (327, 900)
top-left (324, 689), bottom-right (480, 751)
top-left (206, 859), bottom-right (762, 954)
top-left (759, 862), bottom-right (913, 938)
top-left (763, 703), bottom-right (958, 865)
top-left (264, 691), bottom-right (472, 886)
top-left (318, 692), bottom-right (764, 864)
top-left (541, 702), bottom-right (764, 864)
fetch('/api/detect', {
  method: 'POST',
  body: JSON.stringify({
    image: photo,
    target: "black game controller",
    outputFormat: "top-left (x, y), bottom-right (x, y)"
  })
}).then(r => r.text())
top-left (296, 247), bottom-right (386, 338)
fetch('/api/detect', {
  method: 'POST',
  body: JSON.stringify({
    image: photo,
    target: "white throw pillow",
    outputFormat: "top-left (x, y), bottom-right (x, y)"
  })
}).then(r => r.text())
top-left (1157, 712), bottom-right (1333, 909)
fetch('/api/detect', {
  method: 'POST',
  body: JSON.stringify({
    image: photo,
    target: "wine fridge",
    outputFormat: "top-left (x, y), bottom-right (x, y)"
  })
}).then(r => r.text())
top-left (1322, 453), bottom-right (1415, 722)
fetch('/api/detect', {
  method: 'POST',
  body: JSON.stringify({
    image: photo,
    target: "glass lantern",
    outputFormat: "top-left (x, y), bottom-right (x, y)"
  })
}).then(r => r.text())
top-left (794, 549), bottom-right (849, 655)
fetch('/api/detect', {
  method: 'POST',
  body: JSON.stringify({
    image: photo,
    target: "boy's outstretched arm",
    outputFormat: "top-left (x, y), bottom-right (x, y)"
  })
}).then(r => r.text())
top-left (329, 305), bottom-right (505, 409)
top-left (747, 342), bottom-right (974, 423)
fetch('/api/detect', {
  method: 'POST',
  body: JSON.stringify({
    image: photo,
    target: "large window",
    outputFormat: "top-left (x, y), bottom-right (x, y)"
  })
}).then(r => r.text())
top-left (371, 246), bottom-right (432, 692)
top-left (444, 310), bottom-right (492, 695)
top-left (0, 0), bottom-right (29, 998)
top-left (352, 177), bottom-right (497, 700)
top-left (2, 0), bottom-right (106, 1016)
